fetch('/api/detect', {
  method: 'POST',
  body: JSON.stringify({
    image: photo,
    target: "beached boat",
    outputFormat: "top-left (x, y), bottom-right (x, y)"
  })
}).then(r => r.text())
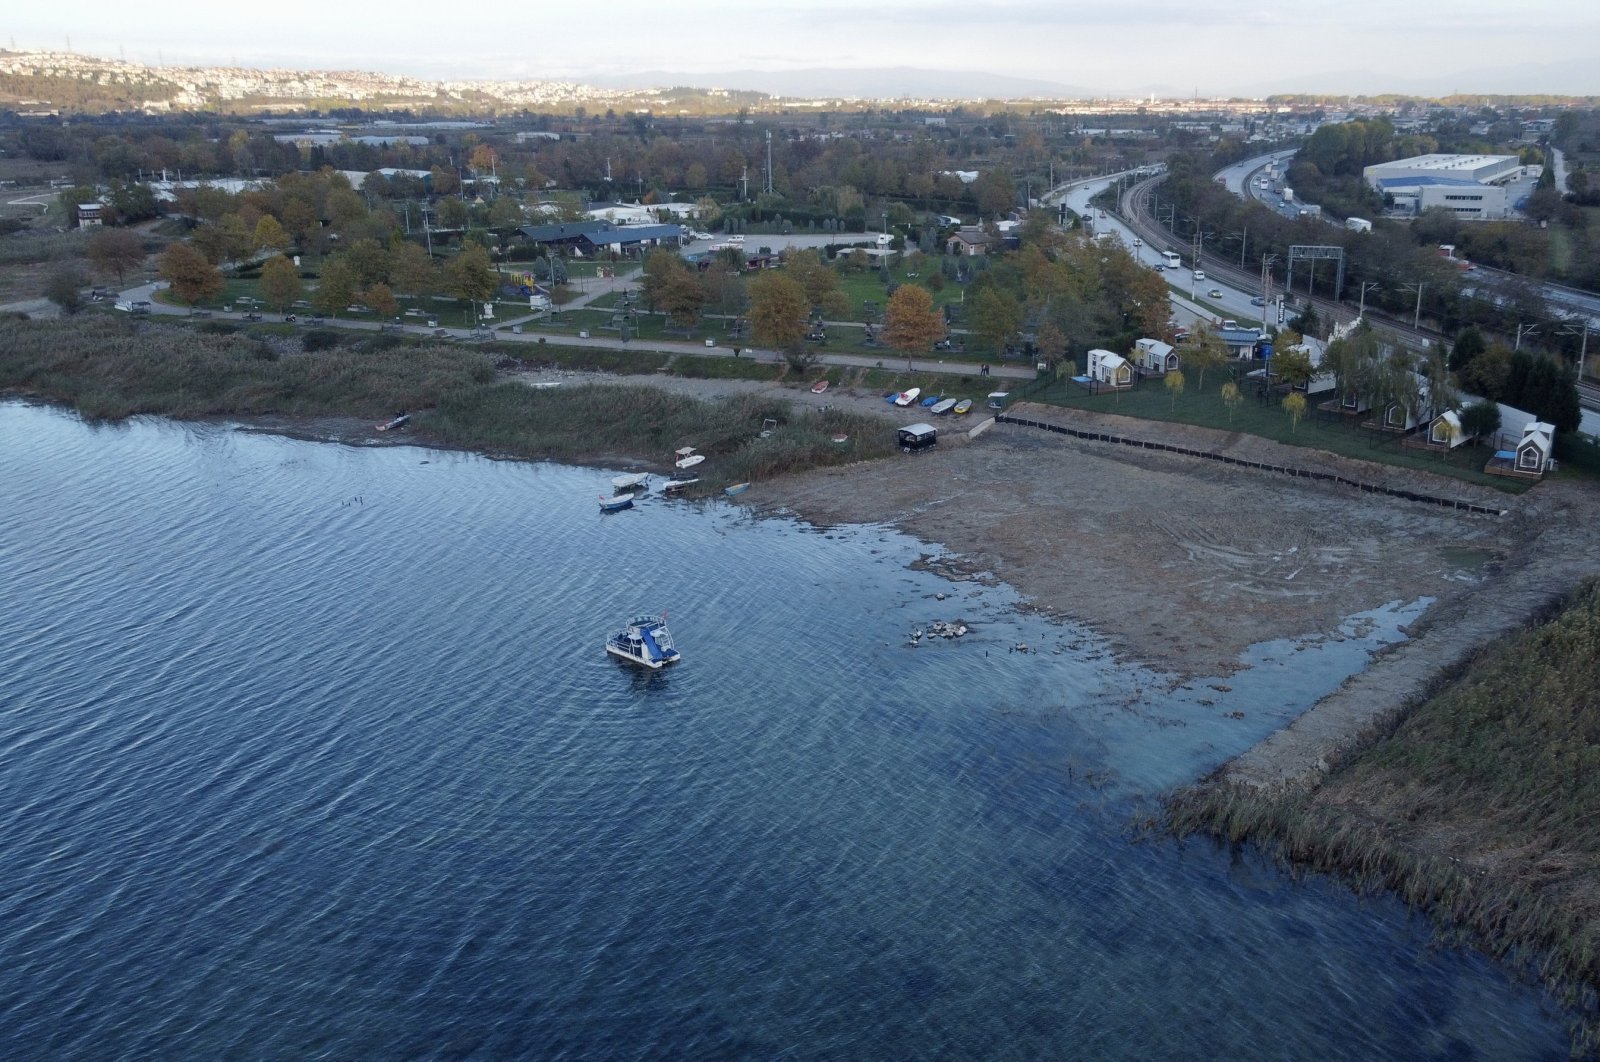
top-left (811, 379), bottom-right (829, 394)
top-left (831, 434), bottom-right (849, 444)
top-left (920, 394), bottom-right (941, 408)
top-left (674, 446), bottom-right (706, 470)
top-left (598, 494), bottom-right (635, 513)
top-left (611, 472), bottom-right (650, 491)
top-left (375, 413), bottom-right (410, 432)
top-left (894, 387), bottom-right (921, 407)
top-left (723, 482), bottom-right (751, 497)
top-left (662, 473), bottom-right (699, 493)
top-left (884, 391), bottom-right (900, 404)
top-left (606, 612), bottom-right (680, 669)
top-left (953, 399), bottom-right (972, 414)
top-left (930, 398), bottom-right (958, 415)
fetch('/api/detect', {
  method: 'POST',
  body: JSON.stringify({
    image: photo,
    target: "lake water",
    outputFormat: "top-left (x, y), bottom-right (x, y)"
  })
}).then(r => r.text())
top-left (0, 400), bottom-right (1568, 1058)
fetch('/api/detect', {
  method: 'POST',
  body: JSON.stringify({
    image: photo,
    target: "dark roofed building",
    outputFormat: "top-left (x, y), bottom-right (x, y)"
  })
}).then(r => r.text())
top-left (518, 220), bottom-right (685, 255)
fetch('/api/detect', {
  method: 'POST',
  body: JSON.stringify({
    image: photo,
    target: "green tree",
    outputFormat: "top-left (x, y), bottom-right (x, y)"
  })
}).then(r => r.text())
top-left (345, 237), bottom-right (392, 287)
top-left (657, 269), bottom-right (709, 331)
top-left (311, 256), bottom-right (359, 318)
top-left (1449, 326), bottom-right (1486, 374)
top-left (884, 284), bottom-right (945, 372)
top-left (44, 266), bottom-right (87, 315)
top-left (253, 214), bottom-right (292, 255)
top-left (1220, 380), bottom-right (1242, 423)
top-left (390, 242), bottom-right (438, 298)
top-left (1271, 346), bottom-right (1314, 392)
top-left (364, 281), bottom-right (399, 319)
top-left (1283, 391), bottom-right (1307, 433)
top-left (1164, 369), bottom-right (1186, 409)
top-left (1179, 326), bottom-right (1229, 392)
top-left (259, 254), bottom-right (304, 313)
top-left (86, 227), bottom-right (146, 287)
top-left (969, 286), bottom-right (1022, 354)
top-left (157, 243), bottom-right (224, 308)
top-left (748, 272), bottom-right (809, 351)
top-left (973, 169), bottom-right (1016, 217)
top-left (443, 243), bottom-right (498, 303)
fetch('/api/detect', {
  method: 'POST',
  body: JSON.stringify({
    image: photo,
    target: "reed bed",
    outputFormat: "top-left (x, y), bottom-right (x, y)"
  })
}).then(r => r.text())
top-left (1167, 579), bottom-right (1600, 1052)
top-left (0, 317), bottom-right (897, 485)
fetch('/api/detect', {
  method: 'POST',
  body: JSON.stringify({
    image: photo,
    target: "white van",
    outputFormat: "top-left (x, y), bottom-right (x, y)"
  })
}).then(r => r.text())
top-left (876, 233), bottom-right (893, 246)
top-left (1192, 269), bottom-right (1206, 281)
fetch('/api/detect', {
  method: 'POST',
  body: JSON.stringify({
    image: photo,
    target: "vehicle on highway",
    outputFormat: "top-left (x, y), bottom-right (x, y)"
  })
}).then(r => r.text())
top-left (1193, 270), bottom-right (1206, 281)
top-left (1251, 296), bottom-right (1266, 306)
top-left (1161, 251), bottom-right (1181, 268)
top-left (1208, 289), bottom-right (1223, 298)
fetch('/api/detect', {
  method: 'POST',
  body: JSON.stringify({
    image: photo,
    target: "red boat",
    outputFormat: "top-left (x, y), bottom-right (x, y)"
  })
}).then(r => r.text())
top-left (810, 379), bottom-right (829, 394)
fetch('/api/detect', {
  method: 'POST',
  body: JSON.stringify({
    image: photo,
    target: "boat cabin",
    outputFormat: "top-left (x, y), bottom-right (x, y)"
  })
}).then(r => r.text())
top-left (986, 392), bottom-right (1011, 410)
top-left (897, 422), bottom-right (938, 453)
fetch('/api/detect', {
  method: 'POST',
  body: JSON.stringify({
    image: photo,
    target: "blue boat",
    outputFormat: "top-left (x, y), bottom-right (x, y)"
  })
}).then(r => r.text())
top-left (920, 394), bottom-right (941, 407)
top-left (598, 493), bottom-right (635, 513)
top-left (723, 482), bottom-right (750, 497)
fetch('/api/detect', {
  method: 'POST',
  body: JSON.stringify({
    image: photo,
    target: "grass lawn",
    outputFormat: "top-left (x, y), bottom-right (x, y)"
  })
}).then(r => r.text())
top-left (1022, 368), bottom-right (1533, 492)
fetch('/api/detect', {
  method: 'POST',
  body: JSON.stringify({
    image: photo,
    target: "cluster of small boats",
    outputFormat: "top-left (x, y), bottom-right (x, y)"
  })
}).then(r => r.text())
top-left (884, 388), bottom-right (973, 416)
top-left (598, 445), bottom-right (749, 511)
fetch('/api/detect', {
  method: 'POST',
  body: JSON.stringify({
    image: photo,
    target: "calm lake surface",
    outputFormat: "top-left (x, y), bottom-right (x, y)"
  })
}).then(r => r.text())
top-left (0, 400), bottom-right (1568, 1058)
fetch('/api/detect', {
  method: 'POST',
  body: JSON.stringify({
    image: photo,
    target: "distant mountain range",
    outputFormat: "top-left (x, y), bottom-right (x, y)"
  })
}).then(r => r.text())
top-left (582, 67), bottom-right (1097, 101)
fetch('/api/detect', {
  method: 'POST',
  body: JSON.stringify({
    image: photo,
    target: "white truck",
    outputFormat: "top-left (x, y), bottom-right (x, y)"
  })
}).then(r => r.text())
top-left (1345, 217), bottom-right (1372, 233)
top-left (1282, 188), bottom-right (1294, 203)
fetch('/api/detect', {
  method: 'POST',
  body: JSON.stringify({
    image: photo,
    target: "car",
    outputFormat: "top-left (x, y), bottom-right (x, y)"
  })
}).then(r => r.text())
top-left (1151, 263), bottom-right (1164, 271)
top-left (1173, 329), bottom-right (1192, 342)
top-left (692, 231), bottom-right (714, 240)
top-left (1208, 289), bottom-right (1223, 299)
top-left (1251, 296), bottom-right (1266, 306)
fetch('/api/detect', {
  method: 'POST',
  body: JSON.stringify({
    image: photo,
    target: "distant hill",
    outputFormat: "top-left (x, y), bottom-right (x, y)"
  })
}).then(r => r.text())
top-left (583, 67), bottom-right (1096, 100)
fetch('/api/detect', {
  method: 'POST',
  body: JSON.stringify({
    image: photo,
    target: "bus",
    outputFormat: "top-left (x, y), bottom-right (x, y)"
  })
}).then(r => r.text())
top-left (1161, 251), bottom-right (1181, 269)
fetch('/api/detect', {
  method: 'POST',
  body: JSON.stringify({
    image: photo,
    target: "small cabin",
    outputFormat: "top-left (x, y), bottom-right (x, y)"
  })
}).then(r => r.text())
top-left (1132, 337), bottom-right (1178, 374)
top-left (986, 391), bottom-right (1011, 410)
top-left (1218, 327), bottom-right (1264, 359)
top-left (1516, 421), bottom-right (1555, 473)
top-left (897, 422), bottom-right (938, 453)
top-left (1086, 348), bottom-right (1133, 388)
top-left (1427, 410), bottom-right (1467, 448)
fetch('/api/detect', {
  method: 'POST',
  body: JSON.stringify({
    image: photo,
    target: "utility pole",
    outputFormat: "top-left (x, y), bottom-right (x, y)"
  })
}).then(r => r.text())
top-left (1229, 224), bottom-right (1248, 269)
top-left (1515, 322), bottom-right (1539, 351)
top-left (740, 166), bottom-right (748, 202)
top-left (1357, 281), bottom-right (1380, 316)
top-left (765, 130), bottom-right (773, 195)
top-left (1402, 282), bottom-right (1425, 330)
top-left (1261, 254), bottom-right (1279, 323)
top-left (1557, 319), bottom-right (1591, 378)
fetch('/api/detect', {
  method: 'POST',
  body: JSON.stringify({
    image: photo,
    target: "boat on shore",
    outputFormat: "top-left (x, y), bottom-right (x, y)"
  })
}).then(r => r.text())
top-left (920, 394), bottom-right (941, 408)
top-left (931, 398), bottom-right (958, 415)
top-left (598, 494), bottom-right (635, 513)
top-left (663, 473), bottom-right (699, 493)
top-left (811, 379), bottom-right (829, 394)
top-left (894, 387), bottom-right (921, 407)
top-left (674, 446), bottom-right (706, 470)
top-left (953, 399), bottom-right (973, 414)
top-left (611, 472), bottom-right (650, 491)
top-left (606, 612), bottom-right (680, 669)
top-left (376, 413), bottom-right (410, 432)
top-left (724, 482), bottom-right (750, 496)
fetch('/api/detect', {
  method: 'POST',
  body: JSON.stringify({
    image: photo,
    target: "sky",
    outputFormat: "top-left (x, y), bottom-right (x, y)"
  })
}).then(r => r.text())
top-left (8, 0), bottom-right (1600, 97)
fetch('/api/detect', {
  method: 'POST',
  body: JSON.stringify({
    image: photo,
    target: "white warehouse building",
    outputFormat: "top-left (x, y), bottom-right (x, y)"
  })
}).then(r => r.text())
top-left (1362, 153), bottom-right (1520, 220)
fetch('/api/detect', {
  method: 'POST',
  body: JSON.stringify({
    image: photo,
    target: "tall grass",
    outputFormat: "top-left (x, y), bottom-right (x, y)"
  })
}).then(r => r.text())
top-left (0, 227), bottom-right (92, 265)
top-left (428, 381), bottom-right (894, 484)
top-left (0, 317), bottom-right (896, 484)
top-left (1168, 579), bottom-right (1600, 1052)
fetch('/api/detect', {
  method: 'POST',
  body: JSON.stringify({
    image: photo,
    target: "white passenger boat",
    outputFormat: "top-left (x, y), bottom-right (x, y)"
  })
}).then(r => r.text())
top-left (606, 612), bottom-right (681, 669)
top-left (674, 446), bottom-right (706, 470)
top-left (611, 472), bottom-right (650, 491)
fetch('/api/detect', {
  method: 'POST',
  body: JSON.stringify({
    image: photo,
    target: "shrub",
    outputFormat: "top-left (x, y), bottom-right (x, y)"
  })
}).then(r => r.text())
top-left (302, 329), bottom-right (342, 352)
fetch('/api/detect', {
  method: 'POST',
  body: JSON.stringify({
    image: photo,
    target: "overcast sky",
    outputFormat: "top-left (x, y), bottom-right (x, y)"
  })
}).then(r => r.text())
top-left (10, 0), bottom-right (1600, 96)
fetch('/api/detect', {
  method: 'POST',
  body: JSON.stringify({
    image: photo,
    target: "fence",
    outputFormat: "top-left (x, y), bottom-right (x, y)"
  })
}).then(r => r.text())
top-left (996, 414), bottom-right (1508, 516)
